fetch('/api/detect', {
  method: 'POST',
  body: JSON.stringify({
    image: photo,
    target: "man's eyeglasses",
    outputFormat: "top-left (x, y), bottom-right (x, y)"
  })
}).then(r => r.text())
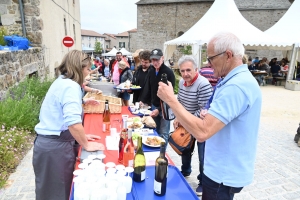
top-left (207, 51), bottom-right (226, 64)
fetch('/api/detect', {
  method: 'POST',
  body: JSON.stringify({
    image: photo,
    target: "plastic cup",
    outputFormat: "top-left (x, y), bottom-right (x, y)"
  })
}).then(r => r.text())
top-left (110, 128), bottom-right (118, 137)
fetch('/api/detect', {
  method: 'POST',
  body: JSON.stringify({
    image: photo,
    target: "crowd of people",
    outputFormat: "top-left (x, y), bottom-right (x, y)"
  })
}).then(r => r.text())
top-left (247, 55), bottom-right (293, 85)
top-left (33, 32), bottom-right (273, 200)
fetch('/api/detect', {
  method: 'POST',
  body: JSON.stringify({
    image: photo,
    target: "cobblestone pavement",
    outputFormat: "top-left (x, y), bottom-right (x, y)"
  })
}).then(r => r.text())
top-left (0, 85), bottom-right (299, 200)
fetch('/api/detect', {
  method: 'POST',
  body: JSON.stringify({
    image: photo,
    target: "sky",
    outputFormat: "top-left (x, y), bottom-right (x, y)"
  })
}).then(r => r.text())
top-left (80, 0), bottom-right (139, 35)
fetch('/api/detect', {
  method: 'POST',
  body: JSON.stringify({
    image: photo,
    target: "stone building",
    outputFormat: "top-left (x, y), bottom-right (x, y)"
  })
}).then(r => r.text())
top-left (135, 0), bottom-right (292, 54)
top-left (81, 29), bottom-right (105, 51)
top-left (103, 33), bottom-right (117, 52)
top-left (0, 0), bottom-right (81, 78)
top-left (103, 29), bottom-right (137, 53)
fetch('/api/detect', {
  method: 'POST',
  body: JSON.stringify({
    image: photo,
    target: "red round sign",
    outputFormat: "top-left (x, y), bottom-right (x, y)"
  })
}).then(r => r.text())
top-left (62, 36), bottom-right (74, 48)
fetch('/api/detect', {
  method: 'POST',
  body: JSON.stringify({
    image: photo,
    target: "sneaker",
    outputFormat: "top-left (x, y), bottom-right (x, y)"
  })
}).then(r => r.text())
top-left (181, 171), bottom-right (191, 177)
top-left (195, 184), bottom-right (203, 196)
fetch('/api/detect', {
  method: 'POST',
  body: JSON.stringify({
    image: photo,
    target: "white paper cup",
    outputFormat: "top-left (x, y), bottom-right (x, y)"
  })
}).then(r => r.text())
top-left (110, 128), bottom-right (118, 137)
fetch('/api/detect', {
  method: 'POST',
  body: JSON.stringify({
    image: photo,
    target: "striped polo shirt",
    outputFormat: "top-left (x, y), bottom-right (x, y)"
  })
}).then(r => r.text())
top-left (178, 74), bottom-right (213, 117)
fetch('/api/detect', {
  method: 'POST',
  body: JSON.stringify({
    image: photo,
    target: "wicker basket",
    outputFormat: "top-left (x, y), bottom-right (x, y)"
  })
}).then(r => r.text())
top-left (83, 92), bottom-right (122, 113)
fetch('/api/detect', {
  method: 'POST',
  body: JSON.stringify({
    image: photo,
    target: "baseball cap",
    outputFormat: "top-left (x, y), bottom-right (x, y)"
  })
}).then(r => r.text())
top-left (150, 49), bottom-right (163, 60)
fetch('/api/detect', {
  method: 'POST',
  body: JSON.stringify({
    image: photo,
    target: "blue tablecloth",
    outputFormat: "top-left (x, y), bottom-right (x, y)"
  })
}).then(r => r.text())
top-left (70, 166), bottom-right (198, 200)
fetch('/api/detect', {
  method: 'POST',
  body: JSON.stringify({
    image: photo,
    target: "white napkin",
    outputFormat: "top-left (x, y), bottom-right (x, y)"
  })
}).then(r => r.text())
top-left (106, 136), bottom-right (120, 150)
top-left (144, 152), bottom-right (160, 166)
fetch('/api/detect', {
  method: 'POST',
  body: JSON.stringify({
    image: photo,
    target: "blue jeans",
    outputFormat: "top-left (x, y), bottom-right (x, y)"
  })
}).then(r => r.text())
top-left (181, 141), bottom-right (205, 184)
top-left (202, 173), bottom-right (243, 200)
top-left (152, 105), bottom-right (170, 147)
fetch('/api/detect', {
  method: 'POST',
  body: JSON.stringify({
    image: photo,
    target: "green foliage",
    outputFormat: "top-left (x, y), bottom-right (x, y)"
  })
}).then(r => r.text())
top-left (0, 76), bottom-right (53, 188)
top-left (0, 26), bottom-right (8, 46)
top-left (0, 76), bottom-right (53, 131)
top-left (94, 39), bottom-right (102, 53)
top-left (180, 45), bottom-right (192, 55)
top-left (0, 125), bottom-right (35, 188)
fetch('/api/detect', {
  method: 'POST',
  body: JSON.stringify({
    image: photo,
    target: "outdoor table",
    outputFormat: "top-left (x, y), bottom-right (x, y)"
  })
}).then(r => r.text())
top-left (88, 81), bottom-right (118, 96)
top-left (69, 107), bottom-right (201, 200)
top-left (251, 70), bottom-right (268, 76)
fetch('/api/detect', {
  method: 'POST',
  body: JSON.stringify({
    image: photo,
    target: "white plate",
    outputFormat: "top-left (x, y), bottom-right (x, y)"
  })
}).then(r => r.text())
top-left (138, 110), bottom-right (152, 116)
top-left (142, 136), bottom-right (165, 147)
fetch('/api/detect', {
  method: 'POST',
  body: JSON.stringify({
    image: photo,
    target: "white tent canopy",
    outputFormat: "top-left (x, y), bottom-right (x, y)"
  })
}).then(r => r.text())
top-left (102, 47), bottom-right (118, 56)
top-left (164, 0), bottom-right (294, 63)
top-left (265, 0), bottom-right (300, 47)
top-left (120, 48), bottom-right (132, 56)
top-left (265, 0), bottom-right (300, 80)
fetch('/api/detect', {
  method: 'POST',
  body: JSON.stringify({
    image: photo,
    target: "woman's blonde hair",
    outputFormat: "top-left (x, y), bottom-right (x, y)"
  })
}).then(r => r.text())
top-left (57, 50), bottom-right (92, 85)
top-left (118, 60), bottom-right (127, 69)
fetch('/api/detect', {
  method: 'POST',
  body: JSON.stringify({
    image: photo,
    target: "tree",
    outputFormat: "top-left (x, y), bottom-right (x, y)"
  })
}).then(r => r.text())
top-left (94, 39), bottom-right (102, 53)
top-left (180, 45), bottom-right (192, 55)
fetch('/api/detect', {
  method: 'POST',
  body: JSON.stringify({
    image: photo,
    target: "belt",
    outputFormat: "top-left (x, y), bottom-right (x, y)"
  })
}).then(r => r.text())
top-left (37, 134), bottom-right (60, 139)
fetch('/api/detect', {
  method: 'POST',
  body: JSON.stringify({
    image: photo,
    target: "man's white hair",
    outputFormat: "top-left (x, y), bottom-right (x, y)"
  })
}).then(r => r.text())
top-left (208, 32), bottom-right (244, 59)
top-left (178, 55), bottom-right (198, 69)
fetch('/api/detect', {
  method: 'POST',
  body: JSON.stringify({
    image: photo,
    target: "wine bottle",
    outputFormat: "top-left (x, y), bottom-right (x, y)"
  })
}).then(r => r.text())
top-left (160, 73), bottom-right (175, 121)
top-left (123, 128), bottom-right (135, 167)
top-left (154, 142), bottom-right (168, 196)
top-left (118, 127), bottom-right (127, 164)
top-left (133, 136), bottom-right (146, 182)
top-left (102, 100), bottom-right (110, 133)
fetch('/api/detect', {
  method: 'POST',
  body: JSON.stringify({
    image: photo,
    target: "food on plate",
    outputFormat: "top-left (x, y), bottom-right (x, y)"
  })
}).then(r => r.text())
top-left (132, 132), bottom-right (140, 141)
top-left (127, 117), bottom-right (141, 123)
top-left (128, 122), bottom-right (143, 129)
top-left (146, 136), bottom-right (162, 146)
top-left (124, 80), bottom-right (131, 88)
top-left (131, 85), bottom-right (141, 88)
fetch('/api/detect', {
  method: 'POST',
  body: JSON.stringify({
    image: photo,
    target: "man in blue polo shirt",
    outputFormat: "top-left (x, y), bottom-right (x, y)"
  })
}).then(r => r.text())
top-left (157, 32), bottom-right (262, 200)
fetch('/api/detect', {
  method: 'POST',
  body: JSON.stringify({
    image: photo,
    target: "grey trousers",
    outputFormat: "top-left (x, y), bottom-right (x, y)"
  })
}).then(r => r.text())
top-left (33, 130), bottom-right (76, 200)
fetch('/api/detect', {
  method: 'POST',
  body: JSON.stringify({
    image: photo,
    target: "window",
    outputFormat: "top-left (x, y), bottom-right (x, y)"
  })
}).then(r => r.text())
top-left (89, 43), bottom-right (91, 47)
top-left (88, 37), bottom-right (90, 41)
top-left (106, 45), bottom-right (108, 48)
top-left (64, 18), bottom-right (67, 36)
top-left (73, 24), bottom-right (76, 41)
top-left (119, 42), bottom-right (125, 48)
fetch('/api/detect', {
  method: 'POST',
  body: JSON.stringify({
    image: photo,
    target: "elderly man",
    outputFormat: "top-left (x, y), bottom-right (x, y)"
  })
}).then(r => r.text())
top-left (175, 55), bottom-right (212, 196)
top-left (157, 32), bottom-right (262, 200)
top-left (140, 48), bottom-right (175, 145)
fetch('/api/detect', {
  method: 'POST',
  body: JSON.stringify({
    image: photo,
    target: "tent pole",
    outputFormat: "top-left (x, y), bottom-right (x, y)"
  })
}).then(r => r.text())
top-left (198, 45), bottom-right (202, 71)
top-left (287, 44), bottom-right (297, 81)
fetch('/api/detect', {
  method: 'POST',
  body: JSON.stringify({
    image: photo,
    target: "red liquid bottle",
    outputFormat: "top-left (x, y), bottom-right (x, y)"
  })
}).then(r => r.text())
top-left (123, 128), bottom-right (135, 167)
top-left (118, 121), bottom-right (128, 164)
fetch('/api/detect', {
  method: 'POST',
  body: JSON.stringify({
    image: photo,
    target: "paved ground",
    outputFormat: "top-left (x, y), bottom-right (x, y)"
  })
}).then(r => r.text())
top-left (0, 85), bottom-right (300, 200)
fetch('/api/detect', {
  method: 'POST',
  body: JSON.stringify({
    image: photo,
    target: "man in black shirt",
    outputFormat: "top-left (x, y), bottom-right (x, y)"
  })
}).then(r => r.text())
top-left (129, 50), bottom-right (153, 105)
top-left (140, 49), bottom-right (175, 145)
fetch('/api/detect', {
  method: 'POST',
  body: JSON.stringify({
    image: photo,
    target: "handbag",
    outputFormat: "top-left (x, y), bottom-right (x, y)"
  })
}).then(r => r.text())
top-left (169, 125), bottom-right (195, 155)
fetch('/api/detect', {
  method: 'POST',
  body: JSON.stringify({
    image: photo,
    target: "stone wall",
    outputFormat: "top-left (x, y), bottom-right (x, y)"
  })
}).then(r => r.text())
top-left (129, 32), bottom-right (137, 53)
top-left (136, 2), bottom-right (211, 51)
top-left (0, 0), bottom-right (43, 47)
top-left (0, 48), bottom-right (48, 100)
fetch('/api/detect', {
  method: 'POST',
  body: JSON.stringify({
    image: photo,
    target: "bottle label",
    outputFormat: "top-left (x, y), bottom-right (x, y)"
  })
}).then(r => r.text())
top-left (102, 124), bottom-right (106, 132)
top-left (141, 170), bottom-right (146, 181)
top-left (154, 180), bottom-right (162, 194)
top-left (128, 159), bottom-right (133, 167)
